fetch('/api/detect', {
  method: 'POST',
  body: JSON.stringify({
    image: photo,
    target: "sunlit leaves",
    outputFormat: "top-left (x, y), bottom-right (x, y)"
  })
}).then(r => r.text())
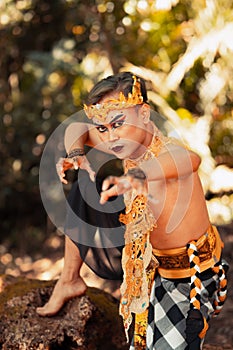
top-left (209, 115), bottom-right (233, 167)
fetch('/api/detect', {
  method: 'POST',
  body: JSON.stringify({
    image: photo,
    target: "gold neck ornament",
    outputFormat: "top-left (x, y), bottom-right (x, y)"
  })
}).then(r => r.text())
top-left (84, 75), bottom-right (144, 122)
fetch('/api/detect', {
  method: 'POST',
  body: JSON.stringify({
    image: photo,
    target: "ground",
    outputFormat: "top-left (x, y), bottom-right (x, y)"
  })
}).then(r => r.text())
top-left (0, 223), bottom-right (232, 349)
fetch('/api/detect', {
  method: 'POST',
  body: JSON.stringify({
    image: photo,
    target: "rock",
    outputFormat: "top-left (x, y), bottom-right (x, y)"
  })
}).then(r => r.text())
top-left (0, 276), bottom-right (129, 350)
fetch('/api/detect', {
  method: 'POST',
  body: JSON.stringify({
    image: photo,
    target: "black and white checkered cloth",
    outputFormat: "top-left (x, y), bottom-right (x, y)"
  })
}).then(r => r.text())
top-left (130, 267), bottom-right (222, 350)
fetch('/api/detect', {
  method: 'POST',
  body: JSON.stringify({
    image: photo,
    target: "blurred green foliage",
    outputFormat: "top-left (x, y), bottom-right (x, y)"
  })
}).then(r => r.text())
top-left (0, 0), bottom-right (232, 252)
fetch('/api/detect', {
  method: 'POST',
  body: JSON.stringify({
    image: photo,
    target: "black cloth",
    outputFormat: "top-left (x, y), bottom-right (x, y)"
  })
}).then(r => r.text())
top-left (65, 151), bottom-right (125, 280)
top-left (186, 310), bottom-right (204, 349)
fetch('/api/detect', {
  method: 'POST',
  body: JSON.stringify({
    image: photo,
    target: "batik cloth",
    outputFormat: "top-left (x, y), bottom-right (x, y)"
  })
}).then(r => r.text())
top-left (129, 226), bottom-right (228, 350)
top-left (148, 268), bottom-right (224, 349)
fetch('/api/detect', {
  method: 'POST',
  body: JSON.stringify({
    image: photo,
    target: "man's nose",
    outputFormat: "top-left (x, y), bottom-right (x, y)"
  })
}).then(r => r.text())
top-left (108, 128), bottom-right (119, 141)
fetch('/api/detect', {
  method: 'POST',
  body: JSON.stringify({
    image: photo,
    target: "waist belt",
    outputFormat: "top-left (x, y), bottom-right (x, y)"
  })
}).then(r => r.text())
top-left (152, 225), bottom-right (223, 279)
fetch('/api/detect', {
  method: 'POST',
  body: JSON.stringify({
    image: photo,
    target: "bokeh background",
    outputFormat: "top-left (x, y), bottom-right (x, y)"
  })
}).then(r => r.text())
top-left (0, 0), bottom-right (232, 324)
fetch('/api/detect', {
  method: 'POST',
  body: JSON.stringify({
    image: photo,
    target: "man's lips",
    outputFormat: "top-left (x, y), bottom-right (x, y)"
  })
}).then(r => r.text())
top-left (110, 145), bottom-right (124, 153)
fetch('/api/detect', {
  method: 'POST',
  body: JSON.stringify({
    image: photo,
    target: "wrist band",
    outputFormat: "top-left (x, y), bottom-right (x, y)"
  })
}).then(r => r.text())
top-left (127, 167), bottom-right (146, 180)
top-left (67, 148), bottom-right (85, 158)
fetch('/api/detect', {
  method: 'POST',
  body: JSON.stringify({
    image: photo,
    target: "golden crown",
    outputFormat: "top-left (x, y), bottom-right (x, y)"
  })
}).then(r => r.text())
top-left (84, 75), bottom-right (144, 122)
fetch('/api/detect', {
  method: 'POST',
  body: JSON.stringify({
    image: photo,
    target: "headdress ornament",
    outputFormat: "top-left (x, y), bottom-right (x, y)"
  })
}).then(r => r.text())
top-left (84, 75), bottom-right (144, 122)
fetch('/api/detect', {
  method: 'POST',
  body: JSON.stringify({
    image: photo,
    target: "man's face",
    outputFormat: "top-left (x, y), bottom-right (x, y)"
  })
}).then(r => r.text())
top-left (92, 105), bottom-right (149, 160)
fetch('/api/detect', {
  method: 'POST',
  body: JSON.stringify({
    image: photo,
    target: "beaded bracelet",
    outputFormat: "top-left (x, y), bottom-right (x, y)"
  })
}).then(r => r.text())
top-left (127, 167), bottom-right (146, 180)
top-left (67, 148), bottom-right (85, 158)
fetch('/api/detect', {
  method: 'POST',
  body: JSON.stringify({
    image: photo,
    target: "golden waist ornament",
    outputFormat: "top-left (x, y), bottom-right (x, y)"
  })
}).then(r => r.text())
top-left (153, 225), bottom-right (223, 279)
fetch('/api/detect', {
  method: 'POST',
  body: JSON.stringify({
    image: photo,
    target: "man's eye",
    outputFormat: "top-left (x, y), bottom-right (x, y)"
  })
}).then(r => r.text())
top-left (112, 121), bottom-right (124, 129)
top-left (96, 126), bottom-right (107, 133)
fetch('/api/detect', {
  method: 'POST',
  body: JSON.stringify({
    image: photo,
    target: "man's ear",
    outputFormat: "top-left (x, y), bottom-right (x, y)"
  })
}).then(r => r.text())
top-left (140, 104), bottom-right (150, 124)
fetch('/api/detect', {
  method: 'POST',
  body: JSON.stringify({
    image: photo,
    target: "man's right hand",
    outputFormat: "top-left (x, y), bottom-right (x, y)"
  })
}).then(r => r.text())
top-left (56, 156), bottom-right (96, 184)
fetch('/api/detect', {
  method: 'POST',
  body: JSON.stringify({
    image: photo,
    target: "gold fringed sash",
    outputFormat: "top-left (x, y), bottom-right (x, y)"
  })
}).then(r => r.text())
top-left (119, 128), bottom-right (170, 346)
top-left (119, 195), bottom-right (157, 343)
top-left (133, 254), bottom-right (159, 349)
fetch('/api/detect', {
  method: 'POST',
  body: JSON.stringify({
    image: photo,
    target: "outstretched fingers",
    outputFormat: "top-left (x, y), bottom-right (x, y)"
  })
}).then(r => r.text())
top-left (102, 176), bottom-right (119, 191)
top-left (100, 170), bottom-right (151, 205)
top-left (56, 156), bottom-right (96, 184)
top-left (78, 156), bottom-right (96, 182)
top-left (100, 176), bottom-right (132, 204)
top-left (56, 158), bottom-right (73, 184)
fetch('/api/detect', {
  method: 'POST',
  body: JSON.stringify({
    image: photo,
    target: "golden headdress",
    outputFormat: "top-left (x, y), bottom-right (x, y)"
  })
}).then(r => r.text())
top-left (84, 75), bottom-right (144, 122)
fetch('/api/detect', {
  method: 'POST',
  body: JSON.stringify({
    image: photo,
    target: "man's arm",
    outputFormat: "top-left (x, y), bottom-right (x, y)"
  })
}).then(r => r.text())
top-left (64, 122), bottom-right (112, 153)
top-left (140, 144), bottom-right (201, 181)
top-left (64, 122), bottom-right (90, 153)
top-left (99, 144), bottom-right (201, 204)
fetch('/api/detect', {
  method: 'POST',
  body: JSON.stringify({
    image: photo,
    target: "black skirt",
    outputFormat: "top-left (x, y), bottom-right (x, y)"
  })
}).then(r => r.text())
top-left (65, 151), bottom-right (125, 280)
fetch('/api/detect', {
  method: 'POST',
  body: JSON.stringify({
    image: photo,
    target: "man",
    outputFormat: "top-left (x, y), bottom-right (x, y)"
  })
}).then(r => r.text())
top-left (37, 72), bottom-right (228, 350)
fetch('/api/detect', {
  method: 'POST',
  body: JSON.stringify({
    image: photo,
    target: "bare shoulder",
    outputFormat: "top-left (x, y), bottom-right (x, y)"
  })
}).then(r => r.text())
top-left (159, 139), bottom-right (201, 172)
top-left (163, 139), bottom-right (200, 156)
top-left (65, 121), bottom-right (80, 133)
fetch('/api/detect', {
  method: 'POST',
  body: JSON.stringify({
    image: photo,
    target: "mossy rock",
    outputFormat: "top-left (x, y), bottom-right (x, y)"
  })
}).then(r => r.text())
top-left (0, 275), bottom-right (129, 350)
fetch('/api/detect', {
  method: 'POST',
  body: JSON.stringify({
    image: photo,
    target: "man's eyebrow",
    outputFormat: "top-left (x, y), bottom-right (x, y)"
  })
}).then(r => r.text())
top-left (110, 113), bottom-right (125, 124)
top-left (93, 113), bottom-right (125, 126)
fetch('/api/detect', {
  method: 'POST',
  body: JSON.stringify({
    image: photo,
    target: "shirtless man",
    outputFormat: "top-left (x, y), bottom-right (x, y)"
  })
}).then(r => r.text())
top-left (37, 72), bottom-right (227, 350)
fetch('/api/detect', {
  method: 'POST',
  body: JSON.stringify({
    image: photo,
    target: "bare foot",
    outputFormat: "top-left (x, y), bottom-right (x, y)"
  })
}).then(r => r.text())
top-left (36, 276), bottom-right (87, 316)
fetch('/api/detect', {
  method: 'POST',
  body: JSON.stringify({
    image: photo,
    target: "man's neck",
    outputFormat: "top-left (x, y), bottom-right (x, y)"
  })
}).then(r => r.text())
top-left (128, 121), bottom-right (155, 160)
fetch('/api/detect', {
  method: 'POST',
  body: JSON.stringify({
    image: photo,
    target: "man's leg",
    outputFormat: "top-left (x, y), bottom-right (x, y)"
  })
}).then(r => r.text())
top-left (36, 235), bottom-right (87, 316)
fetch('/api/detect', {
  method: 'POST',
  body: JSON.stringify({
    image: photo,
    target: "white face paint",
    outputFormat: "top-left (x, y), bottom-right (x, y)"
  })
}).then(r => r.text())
top-left (93, 105), bottom-right (152, 160)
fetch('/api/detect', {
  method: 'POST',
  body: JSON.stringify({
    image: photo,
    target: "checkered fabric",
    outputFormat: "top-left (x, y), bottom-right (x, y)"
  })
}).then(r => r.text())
top-left (129, 265), bottom-right (225, 350)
